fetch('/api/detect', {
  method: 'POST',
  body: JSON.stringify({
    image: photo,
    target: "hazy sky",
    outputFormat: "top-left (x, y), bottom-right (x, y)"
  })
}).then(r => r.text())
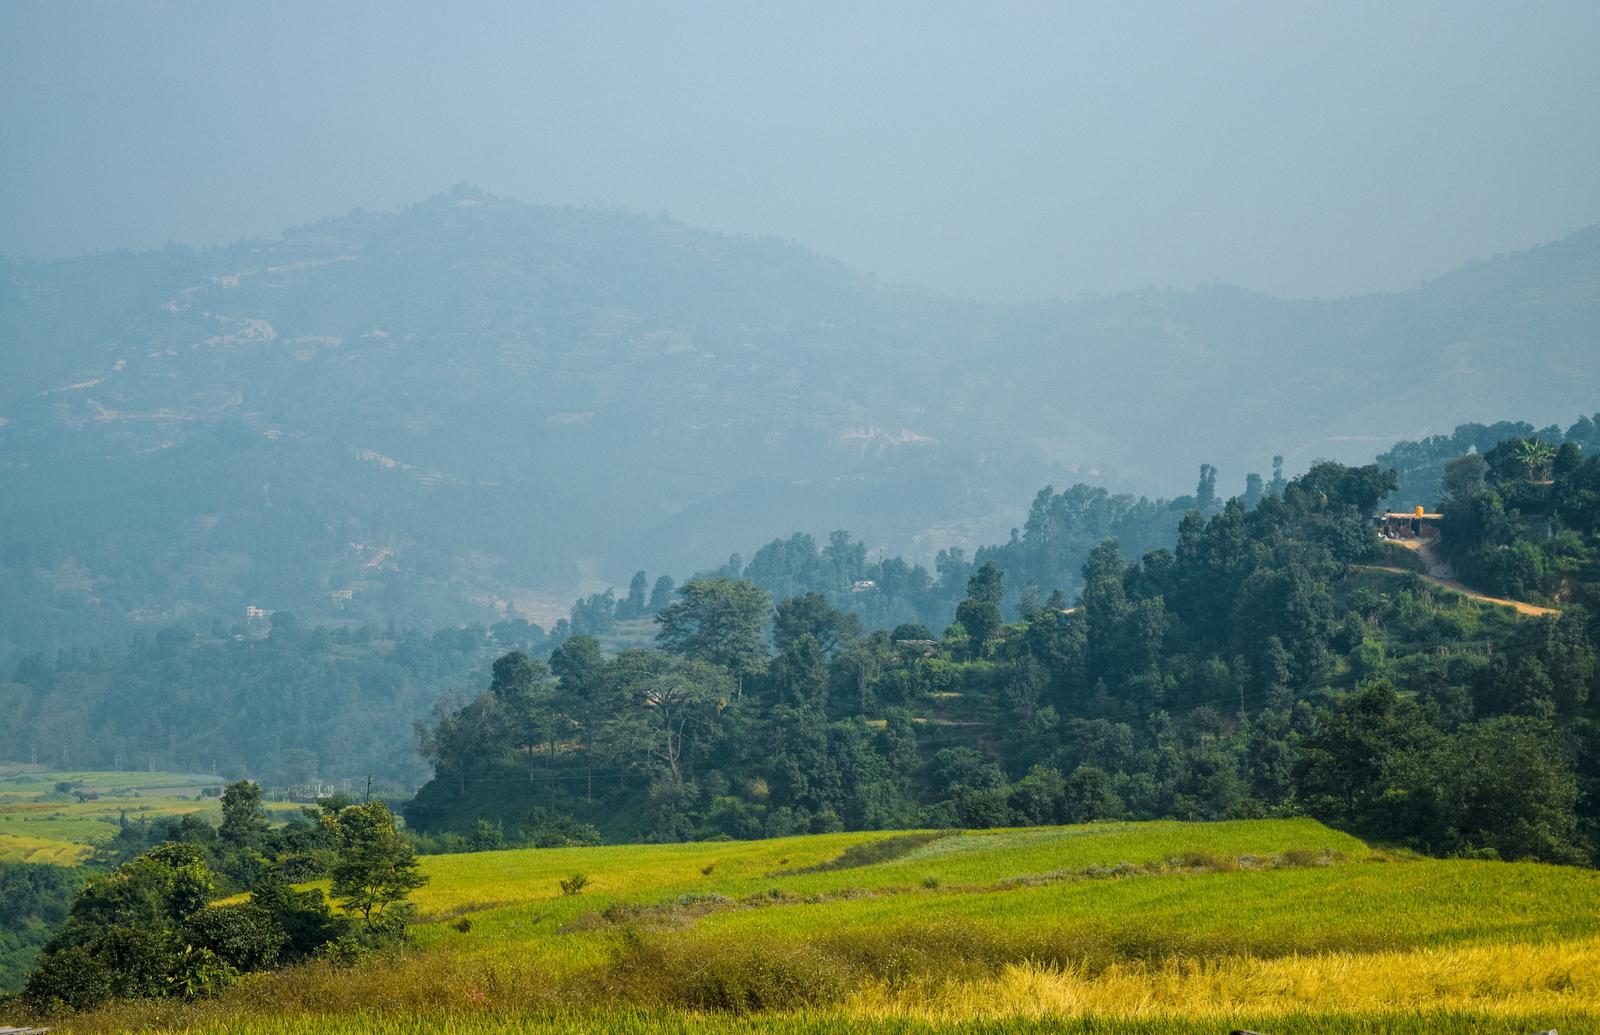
top-left (2, 1), bottom-right (1597, 302)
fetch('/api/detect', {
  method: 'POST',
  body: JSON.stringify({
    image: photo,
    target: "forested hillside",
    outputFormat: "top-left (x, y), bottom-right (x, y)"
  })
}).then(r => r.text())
top-left (408, 452), bottom-right (1600, 864)
top-left (0, 466), bottom-right (1225, 784)
top-left (9, 418), bottom-right (1600, 794)
top-left (4, 188), bottom-right (1598, 658)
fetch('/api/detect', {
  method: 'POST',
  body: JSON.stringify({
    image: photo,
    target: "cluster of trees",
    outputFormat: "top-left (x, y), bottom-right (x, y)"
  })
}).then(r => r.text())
top-left (17, 781), bottom-right (425, 1013)
top-left (1377, 413), bottom-right (1600, 515)
top-left (564, 468), bottom-right (1240, 644)
top-left (411, 456), bottom-right (1600, 864)
top-left (1432, 432), bottom-right (1600, 609)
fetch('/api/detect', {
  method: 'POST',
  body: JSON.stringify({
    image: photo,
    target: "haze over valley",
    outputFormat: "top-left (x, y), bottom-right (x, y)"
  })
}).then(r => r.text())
top-left (5, 4), bottom-right (1600, 1030)
top-left (4, 190), bottom-right (1598, 653)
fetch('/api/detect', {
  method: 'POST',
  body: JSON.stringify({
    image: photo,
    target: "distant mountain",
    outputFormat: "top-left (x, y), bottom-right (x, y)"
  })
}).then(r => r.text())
top-left (2, 187), bottom-right (1597, 653)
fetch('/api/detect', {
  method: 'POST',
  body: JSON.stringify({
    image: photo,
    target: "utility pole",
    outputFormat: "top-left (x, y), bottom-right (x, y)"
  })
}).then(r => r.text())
top-left (364, 774), bottom-right (372, 803)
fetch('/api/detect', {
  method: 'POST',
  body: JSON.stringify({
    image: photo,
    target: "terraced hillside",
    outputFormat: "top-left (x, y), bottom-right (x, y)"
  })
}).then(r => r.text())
top-left (58, 819), bottom-right (1600, 1034)
top-left (0, 768), bottom-right (296, 865)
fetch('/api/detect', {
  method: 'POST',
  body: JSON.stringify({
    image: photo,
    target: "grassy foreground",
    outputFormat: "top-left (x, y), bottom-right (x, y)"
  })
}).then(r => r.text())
top-left (54, 818), bottom-right (1600, 1033)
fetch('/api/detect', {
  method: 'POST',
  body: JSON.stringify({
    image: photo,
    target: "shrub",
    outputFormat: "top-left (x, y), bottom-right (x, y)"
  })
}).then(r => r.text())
top-left (183, 901), bottom-right (289, 972)
top-left (559, 873), bottom-right (590, 896)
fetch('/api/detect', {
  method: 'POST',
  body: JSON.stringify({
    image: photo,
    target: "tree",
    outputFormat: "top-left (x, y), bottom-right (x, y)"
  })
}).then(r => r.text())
top-left (769, 633), bottom-right (829, 708)
top-left (219, 780), bottom-right (268, 854)
top-left (773, 593), bottom-right (862, 655)
top-left (620, 571), bottom-right (649, 619)
top-left (597, 650), bottom-right (730, 789)
top-left (966, 561), bottom-right (1004, 606)
top-left (23, 843), bottom-right (220, 1011)
top-left (323, 801), bottom-right (427, 929)
top-left (656, 578), bottom-right (772, 693)
top-left (1441, 452), bottom-right (1488, 502)
top-left (1295, 682), bottom-right (1437, 821)
top-left (1062, 765), bottom-right (1124, 822)
top-left (550, 636), bottom-right (604, 698)
top-left (1515, 437), bottom-right (1558, 481)
top-left (648, 574), bottom-right (676, 613)
top-left (1436, 717), bottom-right (1587, 863)
top-left (1267, 455), bottom-right (1288, 497)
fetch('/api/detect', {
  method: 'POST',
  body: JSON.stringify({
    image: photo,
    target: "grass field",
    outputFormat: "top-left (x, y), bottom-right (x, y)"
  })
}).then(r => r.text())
top-left (0, 767), bottom-right (297, 864)
top-left (50, 818), bottom-right (1600, 1034)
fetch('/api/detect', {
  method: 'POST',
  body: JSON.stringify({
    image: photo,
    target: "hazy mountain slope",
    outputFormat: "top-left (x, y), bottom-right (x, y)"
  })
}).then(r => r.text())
top-left (1, 189), bottom-right (1596, 653)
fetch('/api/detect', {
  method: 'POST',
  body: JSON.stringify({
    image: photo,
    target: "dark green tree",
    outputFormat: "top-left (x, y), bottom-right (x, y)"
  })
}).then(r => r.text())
top-left (656, 578), bottom-right (772, 694)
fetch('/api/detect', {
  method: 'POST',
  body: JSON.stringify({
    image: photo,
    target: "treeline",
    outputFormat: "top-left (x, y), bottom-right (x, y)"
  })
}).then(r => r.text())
top-left (1377, 412), bottom-right (1600, 513)
top-left (9, 419), bottom-right (1599, 793)
top-left (560, 467), bottom-right (1235, 641)
top-left (409, 457), bottom-right (1600, 864)
top-left (4, 468), bottom-right (1232, 786)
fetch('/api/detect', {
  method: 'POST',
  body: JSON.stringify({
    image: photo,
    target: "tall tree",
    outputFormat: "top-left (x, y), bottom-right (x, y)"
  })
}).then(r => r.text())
top-left (597, 651), bottom-right (729, 788)
top-left (773, 593), bottom-right (862, 655)
top-left (656, 578), bottom-right (772, 694)
top-left (620, 571), bottom-right (649, 619)
top-left (323, 801), bottom-right (427, 929)
top-left (219, 780), bottom-right (268, 854)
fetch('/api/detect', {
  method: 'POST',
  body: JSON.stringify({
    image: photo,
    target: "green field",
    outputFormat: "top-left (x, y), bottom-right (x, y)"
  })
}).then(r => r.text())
top-left (55, 818), bottom-right (1600, 1034)
top-left (0, 767), bottom-right (296, 864)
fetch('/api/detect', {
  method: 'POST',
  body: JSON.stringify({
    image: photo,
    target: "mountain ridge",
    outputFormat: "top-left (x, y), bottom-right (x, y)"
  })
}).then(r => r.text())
top-left (1, 189), bottom-right (1596, 654)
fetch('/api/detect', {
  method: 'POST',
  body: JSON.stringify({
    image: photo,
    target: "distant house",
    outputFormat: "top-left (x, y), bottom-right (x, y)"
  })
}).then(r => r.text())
top-left (1379, 506), bottom-right (1443, 540)
top-left (893, 638), bottom-right (939, 657)
top-left (851, 580), bottom-right (877, 593)
top-left (245, 605), bottom-right (274, 620)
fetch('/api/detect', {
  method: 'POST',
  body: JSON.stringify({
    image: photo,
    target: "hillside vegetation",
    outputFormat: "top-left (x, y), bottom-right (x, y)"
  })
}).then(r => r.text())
top-left (4, 188), bottom-right (1598, 656)
top-left (41, 819), bottom-right (1600, 1033)
top-left (397, 451), bottom-right (1600, 868)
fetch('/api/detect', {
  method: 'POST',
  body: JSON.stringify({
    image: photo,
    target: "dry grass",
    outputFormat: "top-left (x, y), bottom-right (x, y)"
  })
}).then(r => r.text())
top-left (852, 936), bottom-right (1600, 1020)
top-left (39, 819), bottom-right (1600, 1035)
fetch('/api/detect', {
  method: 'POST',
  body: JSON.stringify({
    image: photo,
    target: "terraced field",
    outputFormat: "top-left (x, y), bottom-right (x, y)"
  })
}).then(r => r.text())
top-left (0, 768), bottom-right (296, 863)
top-left (58, 818), bottom-right (1600, 1034)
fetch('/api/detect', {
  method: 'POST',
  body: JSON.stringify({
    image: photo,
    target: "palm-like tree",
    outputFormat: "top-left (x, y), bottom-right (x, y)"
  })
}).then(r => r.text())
top-left (1515, 437), bottom-right (1557, 481)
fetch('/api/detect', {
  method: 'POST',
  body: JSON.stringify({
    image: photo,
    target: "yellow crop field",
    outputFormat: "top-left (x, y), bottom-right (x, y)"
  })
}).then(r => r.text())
top-left (56, 818), bottom-right (1600, 1034)
top-left (0, 768), bottom-right (299, 863)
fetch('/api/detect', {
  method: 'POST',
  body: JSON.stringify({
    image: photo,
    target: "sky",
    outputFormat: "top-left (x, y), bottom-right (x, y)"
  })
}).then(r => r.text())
top-left (2, 1), bottom-right (1598, 303)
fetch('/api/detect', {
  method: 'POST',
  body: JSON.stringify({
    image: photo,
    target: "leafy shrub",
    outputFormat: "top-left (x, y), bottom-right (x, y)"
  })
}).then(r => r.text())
top-left (184, 902), bottom-right (289, 972)
top-left (559, 873), bottom-right (590, 896)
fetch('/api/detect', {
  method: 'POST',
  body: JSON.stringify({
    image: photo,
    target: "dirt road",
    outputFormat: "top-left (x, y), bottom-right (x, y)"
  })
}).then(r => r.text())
top-left (1358, 538), bottom-right (1559, 617)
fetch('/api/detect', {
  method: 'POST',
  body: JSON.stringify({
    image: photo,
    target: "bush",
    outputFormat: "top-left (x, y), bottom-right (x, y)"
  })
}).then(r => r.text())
top-left (183, 901), bottom-right (288, 972)
top-left (559, 873), bottom-right (591, 896)
top-left (525, 807), bottom-right (602, 848)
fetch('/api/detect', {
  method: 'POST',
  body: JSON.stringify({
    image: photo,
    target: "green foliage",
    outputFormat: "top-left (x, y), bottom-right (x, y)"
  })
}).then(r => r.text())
top-left (5, 619), bottom-right (546, 784)
top-left (216, 785), bottom-right (264, 837)
top-left (408, 449), bottom-right (1600, 867)
top-left (323, 801), bottom-right (428, 927)
top-left (22, 843), bottom-right (218, 1011)
top-left (0, 861), bottom-right (80, 992)
top-left (183, 902), bottom-right (289, 973)
top-left (656, 578), bottom-right (773, 685)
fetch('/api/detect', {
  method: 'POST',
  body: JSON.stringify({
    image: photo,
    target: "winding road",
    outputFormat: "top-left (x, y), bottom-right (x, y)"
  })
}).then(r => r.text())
top-left (1355, 539), bottom-right (1560, 617)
